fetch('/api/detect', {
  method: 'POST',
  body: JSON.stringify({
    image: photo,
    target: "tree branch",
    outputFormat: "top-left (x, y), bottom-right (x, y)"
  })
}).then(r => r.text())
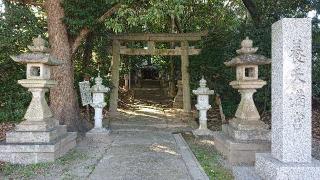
top-left (174, 15), bottom-right (183, 33)
top-left (70, 3), bottom-right (121, 55)
top-left (5, 0), bottom-right (44, 7)
top-left (241, 0), bottom-right (260, 25)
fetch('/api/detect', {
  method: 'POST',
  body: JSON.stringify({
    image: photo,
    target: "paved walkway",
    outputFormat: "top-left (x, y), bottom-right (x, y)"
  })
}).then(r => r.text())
top-left (89, 131), bottom-right (191, 180)
top-left (31, 104), bottom-right (207, 180)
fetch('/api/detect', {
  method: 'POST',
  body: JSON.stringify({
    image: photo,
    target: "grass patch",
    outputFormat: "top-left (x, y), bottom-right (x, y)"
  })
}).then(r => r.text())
top-left (0, 150), bottom-right (87, 179)
top-left (182, 133), bottom-right (234, 180)
top-left (0, 162), bottom-right (52, 179)
top-left (56, 150), bottom-right (87, 165)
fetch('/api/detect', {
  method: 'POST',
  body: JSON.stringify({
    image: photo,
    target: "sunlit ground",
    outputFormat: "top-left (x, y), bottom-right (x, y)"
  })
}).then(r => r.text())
top-left (150, 143), bottom-right (178, 156)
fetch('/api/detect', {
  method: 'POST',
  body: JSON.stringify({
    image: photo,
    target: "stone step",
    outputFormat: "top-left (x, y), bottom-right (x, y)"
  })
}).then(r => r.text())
top-left (111, 123), bottom-right (192, 133)
top-left (141, 80), bottom-right (161, 87)
top-left (213, 131), bottom-right (271, 165)
top-left (222, 124), bottom-right (270, 141)
top-left (0, 132), bottom-right (77, 164)
top-left (6, 125), bottom-right (67, 144)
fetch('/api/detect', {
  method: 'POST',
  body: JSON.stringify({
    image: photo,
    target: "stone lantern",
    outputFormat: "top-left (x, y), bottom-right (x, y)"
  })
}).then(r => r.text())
top-left (213, 37), bottom-right (271, 165)
top-left (123, 74), bottom-right (129, 91)
top-left (225, 37), bottom-right (271, 126)
top-left (88, 73), bottom-right (110, 134)
top-left (173, 80), bottom-right (183, 108)
top-left (225, 37), bottom-right (271, 127)
top-left (192, 77), bottom-right (214, 136)
top-left (0, 36), bottom-right (77, 164)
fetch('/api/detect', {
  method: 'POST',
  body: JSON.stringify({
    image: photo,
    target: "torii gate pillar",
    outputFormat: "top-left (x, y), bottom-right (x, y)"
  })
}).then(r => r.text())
top-left (181, 41), bottom-right (191, 114)
top-left (109, 40), bottom-right (120, 116)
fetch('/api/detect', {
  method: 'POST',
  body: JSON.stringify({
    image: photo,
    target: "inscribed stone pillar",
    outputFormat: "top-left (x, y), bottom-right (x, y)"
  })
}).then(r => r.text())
top-left (181, 41), bottom-right (191, 113)
top-left (109, 40), bottom-right (120, 115)
top-left (255, 18), bottom-right (320, 179)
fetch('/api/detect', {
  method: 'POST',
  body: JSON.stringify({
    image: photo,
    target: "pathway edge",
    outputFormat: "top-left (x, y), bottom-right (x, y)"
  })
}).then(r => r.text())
top-left (174, 133), bottom-right (209, 180)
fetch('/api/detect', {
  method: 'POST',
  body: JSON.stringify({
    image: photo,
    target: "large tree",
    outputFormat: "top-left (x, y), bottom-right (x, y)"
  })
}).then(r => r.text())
top-left (6, 0), bottom-right (121, 131)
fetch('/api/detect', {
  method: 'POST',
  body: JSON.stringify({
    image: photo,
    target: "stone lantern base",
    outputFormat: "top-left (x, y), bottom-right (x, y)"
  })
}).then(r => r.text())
top-left (0, 118), bottom-right (77, 164)
top-left (214, 118), bottom-right (270, 165)
top-left (193, 129), bottom-right (214, 136)
top-left (86, 128), bottom-right (110, 143)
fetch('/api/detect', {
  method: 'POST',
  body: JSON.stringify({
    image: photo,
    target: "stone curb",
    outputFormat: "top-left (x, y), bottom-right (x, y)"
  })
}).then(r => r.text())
top-left (173, 133), bottom-right (209, 180)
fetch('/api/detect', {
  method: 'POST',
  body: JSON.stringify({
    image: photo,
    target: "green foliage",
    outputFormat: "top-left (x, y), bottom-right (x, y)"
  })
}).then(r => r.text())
top-left (62, 0), bottom-right (115, 36)
top-left (183, 133), bottom-right (234, 180)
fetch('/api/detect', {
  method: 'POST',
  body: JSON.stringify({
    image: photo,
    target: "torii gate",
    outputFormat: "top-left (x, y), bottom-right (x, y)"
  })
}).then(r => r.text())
top-left (109, 31), bottom-right (208, 116)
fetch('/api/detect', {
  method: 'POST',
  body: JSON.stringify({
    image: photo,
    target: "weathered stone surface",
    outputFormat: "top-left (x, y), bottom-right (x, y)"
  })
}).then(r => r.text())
top-left (89, 131), bottom-right (207, 180)
top-left (214, 37), bottom-right (270, 165)
top-left (15, 117), bottom-right (59, 131)
top-left (87, 74), bottom-right (110, 133)
top-left (192, 77), bottom-right (214, 136)
top-left (232, 166), bottom-right (262, 180)
top-left (255, 153), bottom-right (320, 180)
top-left (270, 18), bottom-right (312, 163)
top-left (0, 132), bottom-right (77, 164)
top-left (254, 18), bottom-right (320, 179)
top-left (86, 128), bottom-right (110, 143)
top-left (222, 124), bottom-right (270, 141)
top-left (214, 132), bottom-right (270, 165)
top-left (6, 125), bottom-right (67, 143)
top-left (228, 118), bottom-right (269, 131)
top-left (0, 36), bottom-right (77, 164)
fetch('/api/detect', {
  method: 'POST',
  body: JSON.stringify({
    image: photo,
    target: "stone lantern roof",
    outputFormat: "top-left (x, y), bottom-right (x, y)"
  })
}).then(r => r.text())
top-left (224, 37), bottom-right (271, 67)
top-left (91, 73), bottom-right (110, 93)
top-left (192, 76), bottom-right (214, 95)
top-left (10, 35), bottom-right (62, 66)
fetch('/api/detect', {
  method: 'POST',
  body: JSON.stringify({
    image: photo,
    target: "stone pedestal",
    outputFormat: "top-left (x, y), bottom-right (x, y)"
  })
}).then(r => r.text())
top-left (0, 36), bottom-right (76, 164)
top-left (0, 120), bottom-right (77, 164)
top-left (214, 37), bottom-right (271, 165)
top-left (214, 122), bottom-right (270, 165)
top-left (255, 18), bottom-right (320, 179)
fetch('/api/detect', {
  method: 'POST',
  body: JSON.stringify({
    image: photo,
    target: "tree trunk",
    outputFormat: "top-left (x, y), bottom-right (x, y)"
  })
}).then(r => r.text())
top-left (46, 0), bottom-right (88, 132)
top-left (242, 0), bottom-right (260, 26)
top-left (82, 32), bottom-right (94, 75)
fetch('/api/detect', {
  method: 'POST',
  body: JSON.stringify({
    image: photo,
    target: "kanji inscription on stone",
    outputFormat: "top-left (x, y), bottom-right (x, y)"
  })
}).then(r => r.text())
top-left (79, 81), bottom-right (92, 106)
top-left (271, 18), bottom-right (312, 163)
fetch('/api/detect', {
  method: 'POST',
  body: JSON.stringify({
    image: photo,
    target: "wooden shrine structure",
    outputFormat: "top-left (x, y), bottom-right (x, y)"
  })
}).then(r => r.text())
top-left (109, 31), bottom-right (208, 116)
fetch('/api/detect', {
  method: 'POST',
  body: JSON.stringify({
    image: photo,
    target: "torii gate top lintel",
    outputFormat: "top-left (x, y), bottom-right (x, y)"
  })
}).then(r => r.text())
top-left (110, 31), bottom-right (208, 56)
top-left (110, 31), bottom-right (208, 42)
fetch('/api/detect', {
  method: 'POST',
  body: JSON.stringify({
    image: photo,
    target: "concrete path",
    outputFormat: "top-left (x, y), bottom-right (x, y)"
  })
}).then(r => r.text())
top-left (89, 131), bottom-right (191, 180)
top-left (31, 104), bottom-right (207, 180)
